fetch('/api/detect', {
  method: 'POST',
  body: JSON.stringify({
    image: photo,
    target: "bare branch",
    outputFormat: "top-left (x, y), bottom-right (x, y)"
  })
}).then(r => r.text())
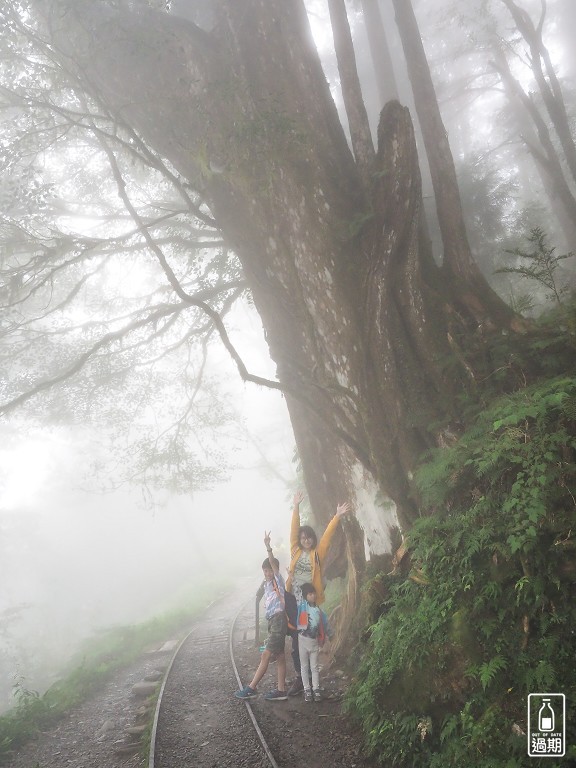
top-left (96, 132), bottom-right (289, 393)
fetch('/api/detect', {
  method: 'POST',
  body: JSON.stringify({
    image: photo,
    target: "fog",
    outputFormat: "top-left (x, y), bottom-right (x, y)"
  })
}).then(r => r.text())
top-left (0, 316), bottom-right (297, 713)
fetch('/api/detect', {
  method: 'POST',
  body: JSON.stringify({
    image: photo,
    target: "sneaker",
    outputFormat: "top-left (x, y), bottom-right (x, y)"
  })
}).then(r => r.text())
top-left (287, 677), bottom-right (304, 696)
top-left (304, 689), bottom-right (313, 703)
top-left (313, 689), bottom-right (322, 702)
top-left (264, 689), bottom-right (288, 701)
top-left (234, 685), bottom-right (257, 699)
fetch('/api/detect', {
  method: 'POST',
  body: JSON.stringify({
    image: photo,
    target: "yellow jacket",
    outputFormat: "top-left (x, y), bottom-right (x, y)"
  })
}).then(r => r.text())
top-left (286, 504), bottom-right (341, 605)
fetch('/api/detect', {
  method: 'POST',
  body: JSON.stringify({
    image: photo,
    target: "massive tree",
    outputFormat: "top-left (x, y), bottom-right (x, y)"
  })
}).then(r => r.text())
top-left (2, 0), bottom-right (530, 569)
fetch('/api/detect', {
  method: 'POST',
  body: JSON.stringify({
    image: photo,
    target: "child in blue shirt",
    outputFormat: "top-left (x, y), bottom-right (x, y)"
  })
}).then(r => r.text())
top-left (234, 532), bottom-right (288, 701)
top-left (296, 582), bottom-right (333, 702)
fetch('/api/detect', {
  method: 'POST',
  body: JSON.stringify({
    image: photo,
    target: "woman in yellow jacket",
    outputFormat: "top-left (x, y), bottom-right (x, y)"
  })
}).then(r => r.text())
top-left (285, 490), bottom-right (351, 695)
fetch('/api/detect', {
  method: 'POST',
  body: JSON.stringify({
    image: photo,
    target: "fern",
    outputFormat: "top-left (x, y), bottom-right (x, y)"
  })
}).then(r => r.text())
top-left (471, 656), bottom-right (508, 691)
top-left (347, 367), bottom-right (576, 768)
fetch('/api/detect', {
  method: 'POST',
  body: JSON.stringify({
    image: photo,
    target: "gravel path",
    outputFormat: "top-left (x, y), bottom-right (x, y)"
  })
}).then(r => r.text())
top-left (3, 581), bottom-right (377, 768)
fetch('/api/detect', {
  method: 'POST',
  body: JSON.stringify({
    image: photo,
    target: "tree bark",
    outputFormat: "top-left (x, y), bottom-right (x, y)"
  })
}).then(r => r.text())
top-left (391, 0), bottom-right (519, 329)
top-left (360, 0), bottom-right (399, 107)
top-left (327, 0), bottom-right (375, 180)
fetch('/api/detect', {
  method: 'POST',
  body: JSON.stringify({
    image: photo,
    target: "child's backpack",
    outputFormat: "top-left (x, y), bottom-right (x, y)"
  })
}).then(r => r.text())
top-left (284, 590), bottom-right (298, 636)
top-left (271, 577), bottom-right (298, 636)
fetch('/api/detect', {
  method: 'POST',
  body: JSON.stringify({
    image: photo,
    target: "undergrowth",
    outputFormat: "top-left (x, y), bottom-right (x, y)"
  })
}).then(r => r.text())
top-left (347, 309), bottom-right (576, 767)
top-left (0, 579), bottom-right (230, 762)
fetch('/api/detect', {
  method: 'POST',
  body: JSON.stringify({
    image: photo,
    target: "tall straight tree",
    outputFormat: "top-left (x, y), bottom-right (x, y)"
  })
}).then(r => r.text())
top-left (360, 0), bottom-right (399, 106)
top-left (327, 0), bottom-right (375, 178)
top-left (501, 0), bottom-right (576, 186)
top-left (390, 0), bottom-right (519, 326)
top-left (492, 47), bottom-right (576, 248)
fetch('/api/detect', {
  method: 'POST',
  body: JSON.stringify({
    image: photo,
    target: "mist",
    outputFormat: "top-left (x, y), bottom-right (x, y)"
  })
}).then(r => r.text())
top-left (0, 363), bottom-right (295, 713)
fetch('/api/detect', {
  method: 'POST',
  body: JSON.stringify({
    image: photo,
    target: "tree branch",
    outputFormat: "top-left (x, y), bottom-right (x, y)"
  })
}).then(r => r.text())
top-left (0, 302), bottom-right (185, 414)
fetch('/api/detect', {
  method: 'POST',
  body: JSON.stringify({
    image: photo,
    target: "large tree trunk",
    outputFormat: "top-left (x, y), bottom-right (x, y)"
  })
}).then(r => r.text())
top-left (391, 0), bottom-right (520, 330)
top-left (327, 0), bottom-right (375, 178)
top-left (361, 0), bottom-right (399, 106)
top-left (38, 0), bottom-right (519, 552)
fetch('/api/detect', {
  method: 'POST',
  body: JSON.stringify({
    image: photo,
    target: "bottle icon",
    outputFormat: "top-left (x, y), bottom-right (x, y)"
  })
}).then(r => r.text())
top-left (538, 699), bottom-right (555, 731)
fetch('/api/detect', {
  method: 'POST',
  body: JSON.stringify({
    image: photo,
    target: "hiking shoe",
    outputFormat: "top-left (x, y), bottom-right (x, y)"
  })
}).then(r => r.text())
top-left (313, 689), bottom-right (322, 702)
top-left (287, 677), bottom-right (304, 696)
top-left (264, 689), bottom-right (288, 701)
top-left (304, 689), bottom-right (313, 703)
top-left (234, 685), bottom-right (257, 699)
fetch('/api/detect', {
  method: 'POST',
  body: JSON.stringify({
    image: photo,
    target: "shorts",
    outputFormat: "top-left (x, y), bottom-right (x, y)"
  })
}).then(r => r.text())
top-left (265, 612), bottom-right (287, 655)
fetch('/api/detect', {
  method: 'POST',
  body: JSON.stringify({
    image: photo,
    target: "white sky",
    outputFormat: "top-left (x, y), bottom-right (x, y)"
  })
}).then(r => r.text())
top-left (0, 294), bottom-right (297, 710)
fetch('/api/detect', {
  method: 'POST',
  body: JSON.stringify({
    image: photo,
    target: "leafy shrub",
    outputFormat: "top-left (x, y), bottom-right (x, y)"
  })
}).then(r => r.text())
top-left (347, 374), bottom-right (576, 766)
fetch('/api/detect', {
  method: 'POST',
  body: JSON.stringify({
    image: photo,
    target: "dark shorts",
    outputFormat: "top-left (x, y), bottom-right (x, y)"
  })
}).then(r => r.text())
top-left (265, 612), bottom-right (287, 655)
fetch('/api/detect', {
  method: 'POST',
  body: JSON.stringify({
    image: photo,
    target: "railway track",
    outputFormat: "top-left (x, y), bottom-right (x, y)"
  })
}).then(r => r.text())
top-left (149, 580), bottom-right (281, 768)
top-left (3, 580), bottom-right (375, 768)
top-left (146, 581), bottom-right (378, 768)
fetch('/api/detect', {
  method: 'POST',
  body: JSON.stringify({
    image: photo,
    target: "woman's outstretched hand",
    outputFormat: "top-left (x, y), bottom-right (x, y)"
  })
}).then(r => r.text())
top-left (336, 501), bottom-right (352, 517)
top-left (293, 490), bottom-right (305, 506)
